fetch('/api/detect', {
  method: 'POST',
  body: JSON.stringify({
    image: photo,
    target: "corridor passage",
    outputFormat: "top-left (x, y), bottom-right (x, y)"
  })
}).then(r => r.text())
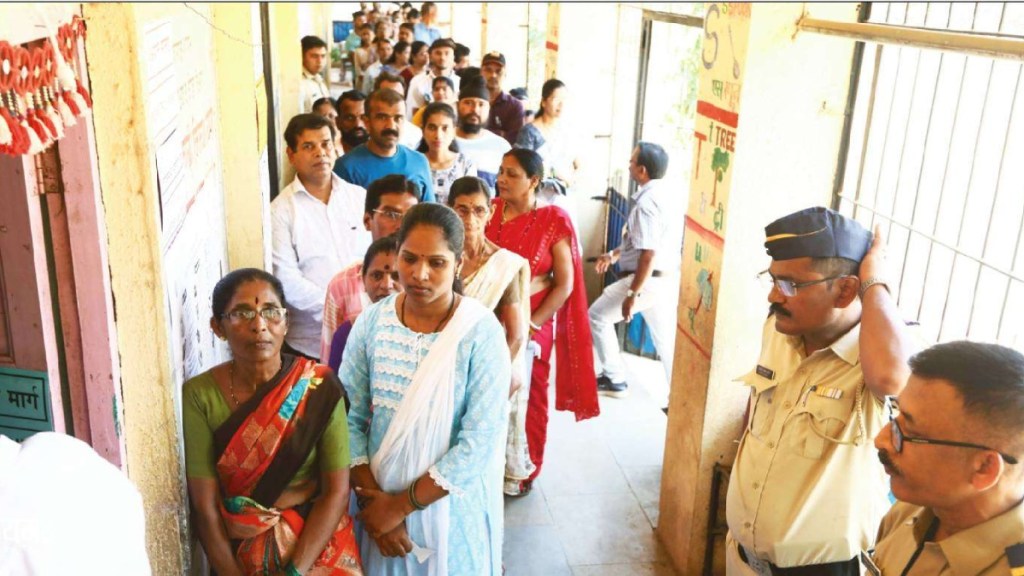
top-left (503, 354), bottom-right (677, 575)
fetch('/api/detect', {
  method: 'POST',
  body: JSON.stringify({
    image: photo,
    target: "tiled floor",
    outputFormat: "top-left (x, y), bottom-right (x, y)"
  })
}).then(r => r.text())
top-left (503, 354), bottom-right (679, 575)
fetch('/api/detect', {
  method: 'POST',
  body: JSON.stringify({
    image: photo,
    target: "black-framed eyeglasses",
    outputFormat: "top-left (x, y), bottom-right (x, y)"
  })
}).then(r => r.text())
top-left (221, 307), bottom-right (288, 324)
top-left (757, 269), bottom-right (849, 297)
top-left (889, 415), bottom-right (1018, 464)
top-left (372, 208), bottom-right (406, 222)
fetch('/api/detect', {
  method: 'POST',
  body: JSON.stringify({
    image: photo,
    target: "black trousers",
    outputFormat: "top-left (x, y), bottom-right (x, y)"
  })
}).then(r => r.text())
top-left (739, 546), bottom-right (860, 576)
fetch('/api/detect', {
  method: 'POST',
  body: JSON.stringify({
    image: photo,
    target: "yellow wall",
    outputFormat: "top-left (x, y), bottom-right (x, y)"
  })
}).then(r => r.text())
top-left (272, 3), bottom-right (301, 189)
top-left (82, 4), bottom-right (185, 573)
top-left (211, 3), bottom-right (267, 270)
top-left (83, 3), bottom-right (275, 570)
top-left (657, 3), bottom-right (861, 574)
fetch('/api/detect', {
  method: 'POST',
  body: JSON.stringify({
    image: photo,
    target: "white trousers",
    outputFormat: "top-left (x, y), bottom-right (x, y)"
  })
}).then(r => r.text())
top-left (588, 274), bottom-right (678, 384)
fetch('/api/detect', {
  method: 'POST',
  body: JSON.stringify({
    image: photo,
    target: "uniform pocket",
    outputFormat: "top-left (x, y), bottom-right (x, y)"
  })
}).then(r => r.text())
top-left (787, 393), bottom-right (853, 459)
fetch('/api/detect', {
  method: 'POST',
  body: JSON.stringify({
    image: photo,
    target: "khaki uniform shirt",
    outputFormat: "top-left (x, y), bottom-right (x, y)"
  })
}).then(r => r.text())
top-left (300, 70), bottom-right (330, 113)
top-left (726, 316), bottom-right (892, 568)
top-left (868, 500), bottom-right (1024, 575)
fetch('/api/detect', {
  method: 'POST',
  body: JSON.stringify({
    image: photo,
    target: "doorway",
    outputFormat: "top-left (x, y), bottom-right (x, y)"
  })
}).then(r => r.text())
top-left (611, 11), bottom-right (703, 405)
top-left (634, 12), bottom-right (704, 189)
top-left (0, 120), bottom-right (125, 465)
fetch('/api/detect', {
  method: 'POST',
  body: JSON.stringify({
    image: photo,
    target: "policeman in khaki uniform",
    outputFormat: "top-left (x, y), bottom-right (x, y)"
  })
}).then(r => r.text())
top-left (726, 207), bottom-right (916, 575)
top-left (866, 341), bottom-right (1024, 576)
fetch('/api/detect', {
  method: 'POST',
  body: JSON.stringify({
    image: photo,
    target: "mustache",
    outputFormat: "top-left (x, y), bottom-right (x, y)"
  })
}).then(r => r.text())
top-left (877, 450), bottom-right (901, 476)
top-left (770, 303), bottom-right (791, 317)
top-left (381, 129), bottom-right (400, 138)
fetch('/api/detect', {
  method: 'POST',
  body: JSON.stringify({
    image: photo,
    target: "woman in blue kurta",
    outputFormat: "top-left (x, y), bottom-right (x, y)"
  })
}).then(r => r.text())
top-left (340, 202), bottom-right (511, 576)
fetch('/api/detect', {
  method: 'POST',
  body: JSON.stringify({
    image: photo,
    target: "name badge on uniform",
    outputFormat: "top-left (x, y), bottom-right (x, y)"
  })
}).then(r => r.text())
top-left (1006, 542), bottom-right (1024, 576)
top-left (859, 550), bottom-right (881, 576)
top-left (755, 365), bottom-right (775, 380)
top-left (815, 386), bottom-right (844, 400)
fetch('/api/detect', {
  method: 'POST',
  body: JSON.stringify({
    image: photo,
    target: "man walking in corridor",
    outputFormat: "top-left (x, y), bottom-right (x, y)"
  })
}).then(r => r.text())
top-left (590, 142), bottom-right (683, 397)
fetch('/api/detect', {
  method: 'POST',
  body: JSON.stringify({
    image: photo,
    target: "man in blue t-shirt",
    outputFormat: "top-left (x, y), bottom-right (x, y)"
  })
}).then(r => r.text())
top-left (333, 88), bottom-right (436, 202)
top-left (413, 2), bottom-right (442, 44)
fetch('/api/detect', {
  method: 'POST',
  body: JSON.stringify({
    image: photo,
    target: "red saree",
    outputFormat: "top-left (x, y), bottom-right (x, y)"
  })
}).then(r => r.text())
top-left (486, 200), bottom-right (599, 482)
top-left (213, 355), bottom-right (362, 575)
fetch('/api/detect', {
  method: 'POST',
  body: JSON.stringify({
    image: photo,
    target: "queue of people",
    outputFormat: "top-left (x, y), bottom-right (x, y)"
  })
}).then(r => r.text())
top-left (175, 4), bottom-right (1024, 576)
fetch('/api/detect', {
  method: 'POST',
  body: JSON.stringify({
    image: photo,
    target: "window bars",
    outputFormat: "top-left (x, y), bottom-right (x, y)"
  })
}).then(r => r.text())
top-left (835, 2), bottom-right (1024, 349)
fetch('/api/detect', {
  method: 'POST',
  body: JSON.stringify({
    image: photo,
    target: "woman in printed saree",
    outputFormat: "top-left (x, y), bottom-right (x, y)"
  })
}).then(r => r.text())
top-left (446, 176), bottom-right (536, 495)
top-left (183, 268), bottom-right (362, 576)
top-left (340, 203), bottom-right (511, 575)
top-left (485, 148), bottom-right (600, 496)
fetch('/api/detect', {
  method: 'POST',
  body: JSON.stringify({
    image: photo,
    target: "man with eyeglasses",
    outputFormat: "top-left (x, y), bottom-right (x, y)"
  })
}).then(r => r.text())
top-left (272, 113), bottom-right (371, 361)
top-left (320, 174), bottom-right (421, 361)
top-left (865, 341), bottom-right (1024, 575)
top-left (726, 207), bottom-right (916, 576)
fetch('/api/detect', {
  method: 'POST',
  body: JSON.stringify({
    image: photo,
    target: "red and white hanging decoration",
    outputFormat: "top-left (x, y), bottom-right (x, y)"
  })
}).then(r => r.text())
top-left (0, 16), bottom-right (92, 156)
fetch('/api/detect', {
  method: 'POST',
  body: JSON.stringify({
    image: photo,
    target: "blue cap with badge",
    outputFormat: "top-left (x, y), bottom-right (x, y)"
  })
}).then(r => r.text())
top-left (764, 206), bottom-right (872, 262)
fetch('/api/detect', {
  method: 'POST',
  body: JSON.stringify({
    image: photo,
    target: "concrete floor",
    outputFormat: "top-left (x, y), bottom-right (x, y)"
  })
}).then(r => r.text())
top-left (502, 354), bottom-right (679, 576)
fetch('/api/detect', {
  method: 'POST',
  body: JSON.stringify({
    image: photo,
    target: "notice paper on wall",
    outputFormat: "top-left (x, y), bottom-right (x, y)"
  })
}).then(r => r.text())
top-left (140, 17), bottom-right (229, 427)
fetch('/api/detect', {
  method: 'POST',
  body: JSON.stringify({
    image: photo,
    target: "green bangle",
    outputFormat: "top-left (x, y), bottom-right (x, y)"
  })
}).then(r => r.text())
top-left (284, 561), bottom-right (302, 576)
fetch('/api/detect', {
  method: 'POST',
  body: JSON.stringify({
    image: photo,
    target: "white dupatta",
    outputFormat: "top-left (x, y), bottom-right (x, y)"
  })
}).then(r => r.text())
top-left (461, 249), bottom-right (536, 485)
top-left (368, 297), bottom-right (489, 575)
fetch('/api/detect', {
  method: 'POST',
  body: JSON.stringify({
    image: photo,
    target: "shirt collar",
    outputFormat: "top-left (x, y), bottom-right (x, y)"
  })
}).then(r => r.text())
top-left (826, 322), bottom-right (861, 366)
top-left (427, 68), bottom-right (455, 80)
top-left (302, 69), bottom-right (322, 81)
top-left (633, 178), bottom-right (660, 201)
top-left (290, 173), bottom-right (344, 202)
top-left (780, 320), bottom-right (861, 366)
top-left (910, 500), bottom-right (1024, 576)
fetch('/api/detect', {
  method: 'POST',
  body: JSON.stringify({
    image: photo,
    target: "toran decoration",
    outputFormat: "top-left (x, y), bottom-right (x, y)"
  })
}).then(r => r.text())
top-left (0, 16), bottom-right (92, 156)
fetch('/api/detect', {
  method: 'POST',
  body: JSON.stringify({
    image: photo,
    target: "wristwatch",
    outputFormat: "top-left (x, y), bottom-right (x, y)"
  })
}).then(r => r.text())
top-left (626, 289), bottom-right (642, 298)
top-left (859, 277), bottom-right (890, 298)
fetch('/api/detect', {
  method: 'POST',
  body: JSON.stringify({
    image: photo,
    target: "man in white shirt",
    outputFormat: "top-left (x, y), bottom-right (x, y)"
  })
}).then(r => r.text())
top-left (406, 38), bottom-right (458, 116)
top-left (374, 71), bottom-right (423, 149)
top-left (590, 143), bottom-right (684, 397)
top-left (454, 75), bottom-right (511, 187)
top-left (360, 37), bottom-right (394, 95)
top-left (0, 432), bottom-right (151, 575)
top-left (272, 113), bottom-right (371, 360)
top-left (299, 36), bottom-right (330, 113)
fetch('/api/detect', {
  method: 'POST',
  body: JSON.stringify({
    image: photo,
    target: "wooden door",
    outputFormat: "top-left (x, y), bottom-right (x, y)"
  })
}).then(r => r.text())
top-left (0, 155), bottom-right (64, 439)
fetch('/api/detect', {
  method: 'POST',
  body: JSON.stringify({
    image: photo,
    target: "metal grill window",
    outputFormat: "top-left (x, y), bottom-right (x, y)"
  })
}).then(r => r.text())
top-left (836, 2), bottom-right (1024, 350)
